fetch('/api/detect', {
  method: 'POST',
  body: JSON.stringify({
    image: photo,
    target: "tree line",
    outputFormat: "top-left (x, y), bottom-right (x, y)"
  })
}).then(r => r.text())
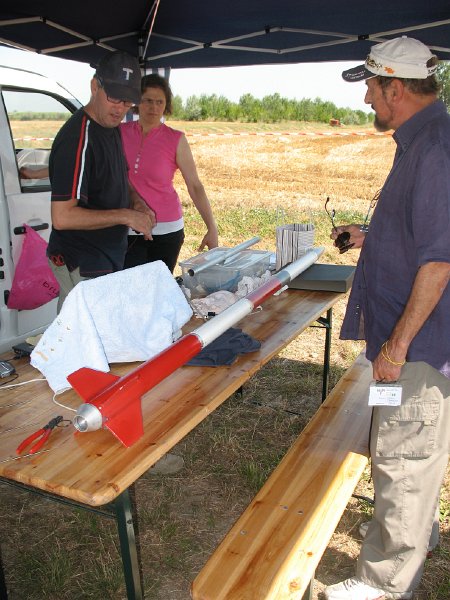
top-left (170, 93), bottom-right (373, 125)
top-left (10, 111), bottom-right (71, 121)
top-left (437, 62), bottom-right (450, 109)
top-left (10, 98), bottom-right (372, 125)
top-left (9, 63), bottom-right (450, 125)
top-left (172, 63), bottom-right (450, 123)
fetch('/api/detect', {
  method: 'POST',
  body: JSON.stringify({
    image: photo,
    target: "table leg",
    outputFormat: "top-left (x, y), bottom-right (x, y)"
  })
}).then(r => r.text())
top-left (301, 573), bottom-right (314, 600)
top-left (114, 487), bottom-right (144, 600)
top-left (0, 545), bottom-right (7, 600)
top-left (315, 308), bottom-right (333, 402)
top-left (322, 308), bottom-right (332, 402)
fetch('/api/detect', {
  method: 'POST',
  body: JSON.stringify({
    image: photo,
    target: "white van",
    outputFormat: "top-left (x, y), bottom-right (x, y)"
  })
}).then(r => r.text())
top-left (0, 65), bottom-right (80, 353)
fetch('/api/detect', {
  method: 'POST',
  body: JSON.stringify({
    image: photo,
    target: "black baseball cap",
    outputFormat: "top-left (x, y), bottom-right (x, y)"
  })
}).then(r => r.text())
top-left (94, 51), bottom-right (141, 105)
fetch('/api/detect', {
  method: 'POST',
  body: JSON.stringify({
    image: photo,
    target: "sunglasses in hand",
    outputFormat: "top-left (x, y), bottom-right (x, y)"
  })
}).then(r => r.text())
top-left (324, 197), bottom-right (354, 254)
top-left (325, 190), bottom-right (381, 254)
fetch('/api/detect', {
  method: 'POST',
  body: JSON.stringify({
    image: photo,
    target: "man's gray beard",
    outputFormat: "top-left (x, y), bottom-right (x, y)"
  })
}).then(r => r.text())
top-left (374, 115), bottom-right (391, 132)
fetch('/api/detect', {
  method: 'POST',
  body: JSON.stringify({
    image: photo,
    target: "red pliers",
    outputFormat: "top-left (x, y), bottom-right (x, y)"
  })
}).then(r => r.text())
top-left (16, 416), bottom-right (64, 455)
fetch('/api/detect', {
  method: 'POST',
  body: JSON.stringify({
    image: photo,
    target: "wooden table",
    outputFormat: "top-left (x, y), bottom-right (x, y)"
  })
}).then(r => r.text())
top-left (0, 288), bottom-right (343, 599)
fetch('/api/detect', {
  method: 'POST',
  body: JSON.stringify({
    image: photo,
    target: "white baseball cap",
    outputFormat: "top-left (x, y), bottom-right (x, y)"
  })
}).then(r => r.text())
top-left (342, 36), bottom-right (437, 82)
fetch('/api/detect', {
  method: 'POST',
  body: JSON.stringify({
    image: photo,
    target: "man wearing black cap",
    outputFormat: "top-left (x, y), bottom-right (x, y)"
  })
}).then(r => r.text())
top-left (48, 51), bottom-right (155, 310)
top-left (326, 37), bottom-right (450, 600)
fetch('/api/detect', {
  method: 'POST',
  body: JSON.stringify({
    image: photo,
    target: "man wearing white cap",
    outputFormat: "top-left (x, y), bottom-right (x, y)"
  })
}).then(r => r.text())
top-left (326, 37), bottom-right (450, 600)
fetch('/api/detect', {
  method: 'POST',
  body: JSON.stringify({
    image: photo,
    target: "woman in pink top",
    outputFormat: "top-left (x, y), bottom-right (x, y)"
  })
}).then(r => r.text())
top-left (120, 74), bottom-right (218, 272)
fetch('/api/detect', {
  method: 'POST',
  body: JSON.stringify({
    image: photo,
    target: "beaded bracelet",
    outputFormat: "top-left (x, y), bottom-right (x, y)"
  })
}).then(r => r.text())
top-left (381, 341), bottom-right (406, 366)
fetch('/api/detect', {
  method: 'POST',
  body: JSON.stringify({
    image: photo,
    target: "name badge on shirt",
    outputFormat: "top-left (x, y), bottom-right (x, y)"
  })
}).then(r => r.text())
top-left (368, 382), bottom-right (402, 406)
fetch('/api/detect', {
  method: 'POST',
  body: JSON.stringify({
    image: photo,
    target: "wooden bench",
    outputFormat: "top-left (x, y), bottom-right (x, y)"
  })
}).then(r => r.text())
top-left (191, 351), bottom-right (373, 600)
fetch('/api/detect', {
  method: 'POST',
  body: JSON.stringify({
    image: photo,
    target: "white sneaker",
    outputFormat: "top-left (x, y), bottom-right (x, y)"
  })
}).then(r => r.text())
top-left (359, 521), bottom-right (371, 538)
top-left (324, 577), bottom-right (412, 600)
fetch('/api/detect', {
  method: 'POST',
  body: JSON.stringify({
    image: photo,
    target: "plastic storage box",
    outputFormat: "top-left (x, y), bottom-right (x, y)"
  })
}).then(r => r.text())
top-left (179, 248), bottom-right (273, 298)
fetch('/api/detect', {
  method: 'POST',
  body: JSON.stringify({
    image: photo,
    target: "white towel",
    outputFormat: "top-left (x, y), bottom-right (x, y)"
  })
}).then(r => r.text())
top-left (30, 261), bottom-right (193, 393)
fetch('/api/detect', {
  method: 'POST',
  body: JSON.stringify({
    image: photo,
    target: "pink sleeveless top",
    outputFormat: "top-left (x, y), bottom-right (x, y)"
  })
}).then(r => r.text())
top-left (120, 122), bottom-right (183, 226)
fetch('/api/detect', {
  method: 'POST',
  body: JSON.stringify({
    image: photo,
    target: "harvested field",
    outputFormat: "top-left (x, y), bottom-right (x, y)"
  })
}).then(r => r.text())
top-left (180, 132), bottom-right (391, 213)
top-left (1, 121), bottom-right (449, 600)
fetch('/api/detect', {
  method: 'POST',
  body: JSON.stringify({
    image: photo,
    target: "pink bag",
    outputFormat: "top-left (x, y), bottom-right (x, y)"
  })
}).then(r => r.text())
top-left (7, 225), bottom-right (60, 310)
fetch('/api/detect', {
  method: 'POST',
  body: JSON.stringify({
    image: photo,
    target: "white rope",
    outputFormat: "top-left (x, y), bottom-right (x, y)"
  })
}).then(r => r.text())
top-left (0, 377), bottom-right (46, 391)
top-left (52, 392), bottom-right (77, 413)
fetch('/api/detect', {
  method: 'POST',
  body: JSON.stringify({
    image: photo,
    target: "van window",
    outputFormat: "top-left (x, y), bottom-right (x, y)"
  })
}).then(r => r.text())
top-left (3, 90), bottom-right (71, 190)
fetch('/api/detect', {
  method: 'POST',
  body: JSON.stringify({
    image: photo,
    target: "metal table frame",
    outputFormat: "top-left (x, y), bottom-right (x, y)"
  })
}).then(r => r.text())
top-left (0, 479), bottom-right (143, 600)
top-left (314, 307), bottom-right (333, 402)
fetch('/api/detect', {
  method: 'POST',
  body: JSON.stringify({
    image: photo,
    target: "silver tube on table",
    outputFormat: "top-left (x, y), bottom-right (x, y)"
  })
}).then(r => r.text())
top-left (187, 236), bottom-right (261, 276)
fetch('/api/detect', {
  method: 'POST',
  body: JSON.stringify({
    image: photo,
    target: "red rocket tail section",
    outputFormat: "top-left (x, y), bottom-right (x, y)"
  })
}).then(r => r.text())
top-left (104, 397), bottom-right (144, 447)
top-left (68, 367), bottom-right (120, 402)
top-left (69, 367), bottom-right (144, 447)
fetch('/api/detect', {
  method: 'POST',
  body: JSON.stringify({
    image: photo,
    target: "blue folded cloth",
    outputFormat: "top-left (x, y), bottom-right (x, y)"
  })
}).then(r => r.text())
top-left (186, 327), bottom-right (261, 366)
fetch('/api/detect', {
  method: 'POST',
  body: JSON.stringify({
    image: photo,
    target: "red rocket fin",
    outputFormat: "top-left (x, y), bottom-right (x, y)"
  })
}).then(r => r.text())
top-left (104, 396), bottom-right (144, 447)
top-left (69, 367), bottom-right (144, 447)
top-left (68, 367), bottom-right (120, 402)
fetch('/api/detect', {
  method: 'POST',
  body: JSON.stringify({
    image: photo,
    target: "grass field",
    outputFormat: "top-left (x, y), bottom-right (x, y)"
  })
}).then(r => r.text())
top-left (1, 119), bottom-right (449, 599)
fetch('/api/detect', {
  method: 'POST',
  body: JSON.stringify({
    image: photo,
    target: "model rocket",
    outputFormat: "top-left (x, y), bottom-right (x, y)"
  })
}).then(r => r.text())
top-left (68, 247), bottom-right (324, 447)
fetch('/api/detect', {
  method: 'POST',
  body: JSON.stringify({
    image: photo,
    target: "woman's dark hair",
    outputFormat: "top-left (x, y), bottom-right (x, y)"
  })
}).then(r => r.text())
top-left (140, 74), bottom-right (173, 114)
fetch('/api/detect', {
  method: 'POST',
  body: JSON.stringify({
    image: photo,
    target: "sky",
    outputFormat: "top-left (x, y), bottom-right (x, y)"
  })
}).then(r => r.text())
top-left (0, 45), bottom-right (371, 113)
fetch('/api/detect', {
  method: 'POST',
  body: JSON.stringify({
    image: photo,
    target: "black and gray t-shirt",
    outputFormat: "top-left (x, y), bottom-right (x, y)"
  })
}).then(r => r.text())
top-left (48, 108), bottom-right (129, 277)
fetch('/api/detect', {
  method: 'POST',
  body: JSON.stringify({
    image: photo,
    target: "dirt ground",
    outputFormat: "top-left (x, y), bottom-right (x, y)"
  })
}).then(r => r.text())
top-left (1, 123), bottom-right (449, 599)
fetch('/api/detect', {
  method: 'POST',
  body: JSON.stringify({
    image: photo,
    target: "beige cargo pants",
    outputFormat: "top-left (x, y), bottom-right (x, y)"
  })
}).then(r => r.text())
top-left (49, 261), bottom-right (88, 313)
top-left (357, 361), bottom-right (450, 595)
